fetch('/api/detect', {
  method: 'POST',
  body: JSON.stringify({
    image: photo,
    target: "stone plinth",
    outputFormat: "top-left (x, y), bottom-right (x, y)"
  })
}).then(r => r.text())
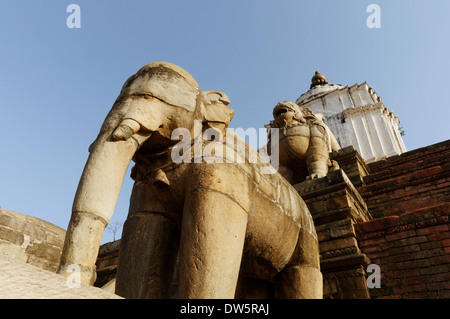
top-left (0, 254), bottom-right (122, 299)
top-left (330, 145), bottom-right (370, 187)
top-left (95, 240), bottom-right (120, 288)
top-left (0, 209), bottom-right (66, 273)
top-left (294, 169), bottom-right (372, 298)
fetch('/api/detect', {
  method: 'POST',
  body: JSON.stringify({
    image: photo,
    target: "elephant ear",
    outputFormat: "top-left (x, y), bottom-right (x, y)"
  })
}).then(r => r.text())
top-left (202, 90), bottom-right (234, 127)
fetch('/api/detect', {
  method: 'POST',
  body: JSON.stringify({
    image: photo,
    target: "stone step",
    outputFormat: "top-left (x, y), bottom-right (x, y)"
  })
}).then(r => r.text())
top-left (0, 254), bottom-right (122, 299)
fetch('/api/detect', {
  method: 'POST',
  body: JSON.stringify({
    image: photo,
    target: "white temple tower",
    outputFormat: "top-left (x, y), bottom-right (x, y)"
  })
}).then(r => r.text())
top-left (296, 71), bottom-right (407, 163)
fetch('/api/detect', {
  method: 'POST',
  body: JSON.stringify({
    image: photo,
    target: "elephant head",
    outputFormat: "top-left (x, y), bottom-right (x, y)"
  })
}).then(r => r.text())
top-left (57, 62), bottom-right (234, 285)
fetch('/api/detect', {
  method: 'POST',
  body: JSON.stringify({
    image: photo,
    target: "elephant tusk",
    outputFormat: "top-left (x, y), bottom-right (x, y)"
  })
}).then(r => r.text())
top-left (153, 169), bottom-right (170, 186)
top-left (111, 118), bottom-right (141, 141)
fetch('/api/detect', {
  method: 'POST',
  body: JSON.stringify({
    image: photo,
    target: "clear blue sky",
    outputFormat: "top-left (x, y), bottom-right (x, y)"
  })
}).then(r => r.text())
top-left (1, 1), bottom-right (449, 243)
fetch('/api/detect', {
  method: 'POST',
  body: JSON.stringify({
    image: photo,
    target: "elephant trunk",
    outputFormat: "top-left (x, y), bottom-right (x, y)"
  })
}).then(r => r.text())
top-left (57, 62), bottom-right (201, 286)
top-left (57, 132), bottom-right (141, 285)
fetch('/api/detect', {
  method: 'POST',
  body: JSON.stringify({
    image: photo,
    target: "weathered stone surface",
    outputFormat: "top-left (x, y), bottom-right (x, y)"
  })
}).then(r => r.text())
top-left (316, 218), bottom-right (356, 243)
top-left (95, 240), bottom-right (120, 288)
top-left (0, 253), bottom-right (121, 299)
top-left (59, 62), bottom-right (322, 299)
top-left (320, 237), bottom-right (359, 253)
top-left (330, 145), bottom-right (370, 186)
top-left (0, 208), bottom-right (65, 272)
top-left (323, 266), bottom-right (371, 299)
top-left (267, 101), bottom-right (340, 184)
top-left (294, 168), bottom-right (372, 299)
top-left (295, 169), bottom-right (371, 225)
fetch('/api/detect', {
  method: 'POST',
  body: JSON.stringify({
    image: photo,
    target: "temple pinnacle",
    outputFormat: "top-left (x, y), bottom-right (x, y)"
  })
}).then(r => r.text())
top-left (310, 71), bottom-right (328, 89)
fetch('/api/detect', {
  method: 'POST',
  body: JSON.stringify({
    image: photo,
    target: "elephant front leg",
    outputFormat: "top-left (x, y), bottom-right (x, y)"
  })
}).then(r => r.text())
top-left (115, 212), bottom-right (180, 299)
top-left (178, 190), bottom-right (248, 298)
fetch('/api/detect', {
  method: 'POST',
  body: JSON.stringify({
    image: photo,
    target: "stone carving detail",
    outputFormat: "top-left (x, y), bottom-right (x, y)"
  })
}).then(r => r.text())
top-left (268, 101), bottom-right (341, 184)
top-left (57, 62), bottom-right (322, 299)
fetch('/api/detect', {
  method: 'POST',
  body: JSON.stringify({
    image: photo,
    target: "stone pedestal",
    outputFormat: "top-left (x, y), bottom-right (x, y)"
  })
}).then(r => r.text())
top-left (294, 169), bottom-right (372, 299)
top-left (0, 209), bottom-right (66, 273)
top-left (330, 145), bottom-right (370, 187)
top-left (95, 240), bottom-right (120, 288)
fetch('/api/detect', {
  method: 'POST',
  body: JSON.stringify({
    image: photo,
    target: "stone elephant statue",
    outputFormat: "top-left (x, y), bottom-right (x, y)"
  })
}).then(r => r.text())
top-left (268, 101), bottom-right (341, 184)
top-left (57, 62), bottom-right (322, 299)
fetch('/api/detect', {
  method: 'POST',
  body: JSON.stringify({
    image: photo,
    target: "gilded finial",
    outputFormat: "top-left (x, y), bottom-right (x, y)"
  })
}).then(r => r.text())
top-left (310, 71), bottom-right (328, 89)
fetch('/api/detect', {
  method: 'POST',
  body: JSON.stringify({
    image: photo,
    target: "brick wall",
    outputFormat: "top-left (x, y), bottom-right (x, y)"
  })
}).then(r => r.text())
top-left (355, 139), bottom-right (450, 299)
top-left (357, 204), bottom-right (450, 299)
top-left (357, 140), bottom-right (450, 218)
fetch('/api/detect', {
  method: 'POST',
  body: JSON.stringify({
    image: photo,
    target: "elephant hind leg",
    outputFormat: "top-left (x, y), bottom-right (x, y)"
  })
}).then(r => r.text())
top-left (115, 212), bottom-right (180, 299)
top-left (276, 227), bottom-right (323, 299)
top-left (235, 275), bottom-right (275, 299)
top-left (276, 263), bottom-right (323, 299)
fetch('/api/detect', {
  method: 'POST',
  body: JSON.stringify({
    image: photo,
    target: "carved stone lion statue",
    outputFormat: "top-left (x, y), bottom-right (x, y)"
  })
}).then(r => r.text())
top-left (267, 101), bottom-right (340, 184)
